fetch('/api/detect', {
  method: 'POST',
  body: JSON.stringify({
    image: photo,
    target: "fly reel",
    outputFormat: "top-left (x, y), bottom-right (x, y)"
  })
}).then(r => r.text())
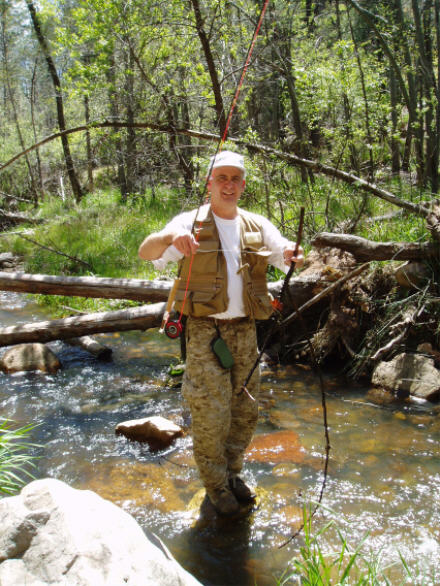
top-left (164, 319), bottom-right (183, 339)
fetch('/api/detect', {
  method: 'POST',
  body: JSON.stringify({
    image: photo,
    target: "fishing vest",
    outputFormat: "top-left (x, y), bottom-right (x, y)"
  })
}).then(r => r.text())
top-left (173, 206), bottom-right (274, 320)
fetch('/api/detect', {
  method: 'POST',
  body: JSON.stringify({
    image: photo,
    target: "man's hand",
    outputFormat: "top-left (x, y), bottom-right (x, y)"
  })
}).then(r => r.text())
top-left (283, 244), bottom-right (305, 269)
top-left (172, 231), bottom-right (200, 257)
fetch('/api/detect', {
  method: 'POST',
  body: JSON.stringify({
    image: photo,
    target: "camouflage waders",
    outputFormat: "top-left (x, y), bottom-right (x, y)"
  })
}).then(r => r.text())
top-left (182, 316), bottom-right (260, 494)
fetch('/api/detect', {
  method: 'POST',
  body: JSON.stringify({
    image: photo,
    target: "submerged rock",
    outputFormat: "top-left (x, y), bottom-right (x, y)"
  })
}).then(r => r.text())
top-left (365, 387), bottom-right (397, 406)
top-left (246, 430), bottom-right (306, 464)
top-left (0, 478), bottom-right (201, 586)
top-left (85, 459), bottom-right (187, 513)
top-left (115, 415), bottom-right (183, 447)
top-left (372, 353), bottom-right (440, 401)
top-left (0, 343), bottom-right (61, 374)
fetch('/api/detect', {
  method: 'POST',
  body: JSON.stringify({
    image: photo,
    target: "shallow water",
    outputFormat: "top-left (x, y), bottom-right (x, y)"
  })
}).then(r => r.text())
top-left (1, 291), bottom-right (440, 585)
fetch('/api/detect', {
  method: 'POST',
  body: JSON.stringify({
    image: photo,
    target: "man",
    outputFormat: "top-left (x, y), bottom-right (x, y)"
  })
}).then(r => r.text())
top-left (139, 151), bottom-right (304, 516)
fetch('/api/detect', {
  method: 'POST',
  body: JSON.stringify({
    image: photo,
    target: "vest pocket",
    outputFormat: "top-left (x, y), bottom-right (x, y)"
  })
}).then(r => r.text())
top-left (244, 231), bottom-right (262, 245)
top-left (245, 282), bottom-right (274, 320)
top-left (174, 287), bottom-right (225, 317)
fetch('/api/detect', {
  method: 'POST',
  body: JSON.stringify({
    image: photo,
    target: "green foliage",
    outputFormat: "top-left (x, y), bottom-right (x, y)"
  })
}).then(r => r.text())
top-left (276, 505), bottom-right (435, 585)
top-left (3, 187), bottom-right (182, 314)
top-left (9, 188), bottom-right (179, 277)
top-left (0, 419), bottom-right (39, 496)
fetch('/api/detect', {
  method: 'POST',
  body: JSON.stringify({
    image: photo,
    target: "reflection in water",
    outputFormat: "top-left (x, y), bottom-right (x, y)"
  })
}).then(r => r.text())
top-left (1, 292), bottom-right (440, 584)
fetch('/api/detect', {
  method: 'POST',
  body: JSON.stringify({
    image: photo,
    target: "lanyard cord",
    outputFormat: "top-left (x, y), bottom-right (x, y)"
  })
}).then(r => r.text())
top-left (174, 0), bottom-right (271, 326)
top-left (236, 213), bottom-right (331, 547)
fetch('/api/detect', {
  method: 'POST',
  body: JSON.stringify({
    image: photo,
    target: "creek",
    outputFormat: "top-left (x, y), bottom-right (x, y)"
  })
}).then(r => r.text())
top-left (1, 290), bottom-right (440, 585)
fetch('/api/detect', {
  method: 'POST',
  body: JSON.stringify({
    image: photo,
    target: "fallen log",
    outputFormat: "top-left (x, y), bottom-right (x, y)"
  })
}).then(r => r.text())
top-left (0, 270), bottom-right (317, 305)
top-left (0, 275), bottom-right (321, 346)
top-left (0, 210), bottom-right (42, 224)
top-left (0, 121), bottom-right (429, 218)
top-left (0, 302), bottom-right (165, 346)
top-left (0, 271), bottom-right (172, 302)
top-left (312, 232), bottom-right (440, 261)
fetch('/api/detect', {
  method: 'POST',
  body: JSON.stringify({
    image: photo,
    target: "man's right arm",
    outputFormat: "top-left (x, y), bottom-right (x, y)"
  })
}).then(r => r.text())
top-left (138, 230), bottom-right (175, 261)
top-left (138, 229), bottom-right (200, 261)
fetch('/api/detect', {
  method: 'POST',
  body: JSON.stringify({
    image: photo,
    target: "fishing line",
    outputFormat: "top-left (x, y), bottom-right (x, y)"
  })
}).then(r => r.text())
top-left (235, 217), bottom-right (331, 545)
top-left (277, 305), bottom-right (331, 548)
top-left (161, 0), bottom-right (270, 337)
top-left (239, 207), bottom-right (305, 397)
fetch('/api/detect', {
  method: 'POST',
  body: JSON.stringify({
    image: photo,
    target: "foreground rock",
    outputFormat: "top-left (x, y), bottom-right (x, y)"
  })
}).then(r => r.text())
top-left (116, 416), bottom-right (183, 447)
top-left (0, 343), bottom-right (61, 374)
top-left (0, 478), bottom-right (201, 586)
top-left (372, 353), bottom-right (440, 401)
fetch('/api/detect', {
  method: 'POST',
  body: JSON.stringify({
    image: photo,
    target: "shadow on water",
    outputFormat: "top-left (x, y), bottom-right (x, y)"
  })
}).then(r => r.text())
top-left (1, 292), bottom-right (440, 585)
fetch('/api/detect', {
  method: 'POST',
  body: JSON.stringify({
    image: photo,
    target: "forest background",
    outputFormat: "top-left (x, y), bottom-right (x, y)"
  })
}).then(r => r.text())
top-left (2, 3), bottom-right (440, 583)
top-left (0, 0), bottom-right (439, 364)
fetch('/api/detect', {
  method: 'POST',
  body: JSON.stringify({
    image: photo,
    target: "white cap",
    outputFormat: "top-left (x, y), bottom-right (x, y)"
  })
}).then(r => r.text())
top-left (208, 151), bottom-right (246, 178)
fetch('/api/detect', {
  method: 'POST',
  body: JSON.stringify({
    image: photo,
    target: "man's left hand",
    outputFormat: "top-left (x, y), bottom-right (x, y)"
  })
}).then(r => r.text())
top-left (283, 244), bottom-right (304, 269)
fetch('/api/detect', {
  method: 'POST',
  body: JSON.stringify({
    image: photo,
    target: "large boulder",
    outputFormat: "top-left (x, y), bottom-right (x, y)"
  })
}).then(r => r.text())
top-left (0, 343), bottom-right (61, 374)
top-left (372, 353), bottom-right (440, 401)
top-left (0, 478), bottom-right (201, 586)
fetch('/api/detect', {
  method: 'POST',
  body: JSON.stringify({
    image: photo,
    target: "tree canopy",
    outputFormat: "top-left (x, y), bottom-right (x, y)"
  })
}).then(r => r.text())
top-left (1, 0), bottom-right (439, 214)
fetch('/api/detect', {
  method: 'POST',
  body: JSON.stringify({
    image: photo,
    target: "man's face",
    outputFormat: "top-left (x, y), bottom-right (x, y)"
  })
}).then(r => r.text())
top-left (208, 166), bottom-right (245, 208)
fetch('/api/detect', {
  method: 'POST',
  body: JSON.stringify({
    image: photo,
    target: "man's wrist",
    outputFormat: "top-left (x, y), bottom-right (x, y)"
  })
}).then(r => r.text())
top-left (283, 242), bottom-right (295, 261)
top-left (163, 231), bottom-right (176, 247)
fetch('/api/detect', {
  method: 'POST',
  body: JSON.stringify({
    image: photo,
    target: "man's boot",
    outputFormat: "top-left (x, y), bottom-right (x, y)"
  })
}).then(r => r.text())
top-left (207, 486), bottom-right (240, 516)
top-left (228, 475), bottom-right (256, 503)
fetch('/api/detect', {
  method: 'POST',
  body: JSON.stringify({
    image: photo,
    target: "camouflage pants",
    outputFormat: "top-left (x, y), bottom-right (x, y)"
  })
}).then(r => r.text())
top-left (182, 316), bottom-right (260, 493)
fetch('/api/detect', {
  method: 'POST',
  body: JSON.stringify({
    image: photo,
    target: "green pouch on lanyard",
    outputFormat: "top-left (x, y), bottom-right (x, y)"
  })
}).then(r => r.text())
top-left (211, 335), bottom-right (234, 369)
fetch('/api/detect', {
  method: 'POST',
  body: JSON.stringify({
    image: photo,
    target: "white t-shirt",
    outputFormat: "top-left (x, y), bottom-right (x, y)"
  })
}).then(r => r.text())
top-left (153, 204), bottom-right (291, 318)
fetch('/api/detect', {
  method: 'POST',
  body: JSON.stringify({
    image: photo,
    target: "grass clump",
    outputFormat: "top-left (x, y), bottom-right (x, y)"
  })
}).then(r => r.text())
top-left (276, 506), bottom-right (437, 585)
top-left (0, 419), bottom-right (39, 496)
top-left (5, 188), bottom-right (182, 279)
top-left (2, 188), bottom-right (182, 314)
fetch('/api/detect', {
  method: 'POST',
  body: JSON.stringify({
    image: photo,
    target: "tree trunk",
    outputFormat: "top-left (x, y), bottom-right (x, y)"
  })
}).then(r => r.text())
top-left (25, 1), bottom-right (83, 202)
top-left (347, 4), bottom-right (375, 181)
top-left (0, 7), bottom-right (39, 203)
top-left (336, 0), bottom-right (359, 175)
top-left (84, 94), bottom-right (93, 193)
top-left (107, 51), bottom-right (128, 198)
top-left (347, 0), bottom-right (424, 180)
top-left (124, 46), bottom-right (136, 199)
top-left (271, 20), bottom-right (314, 184)
top-left (30, 59), bottom-right (44, 197)
top-left (389, 66), bottom-right (401, 174)
top-left (392, 0), bottom-right (417, 172)
top-left (190, 0), bottom-right (226, 135)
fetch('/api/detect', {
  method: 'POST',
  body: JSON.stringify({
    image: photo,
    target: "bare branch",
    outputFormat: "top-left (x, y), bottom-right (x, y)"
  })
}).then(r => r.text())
top-left (0, 121), bottom-right (430, 218)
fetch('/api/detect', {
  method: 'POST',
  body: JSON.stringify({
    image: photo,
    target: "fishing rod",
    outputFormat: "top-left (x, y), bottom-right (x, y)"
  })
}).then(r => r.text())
top-left (154, 0), bottom-right (331, 545)
top-left (160, 0), bottom-right (270, 339)
top-left (239, 206), bottom-right (305, 401)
